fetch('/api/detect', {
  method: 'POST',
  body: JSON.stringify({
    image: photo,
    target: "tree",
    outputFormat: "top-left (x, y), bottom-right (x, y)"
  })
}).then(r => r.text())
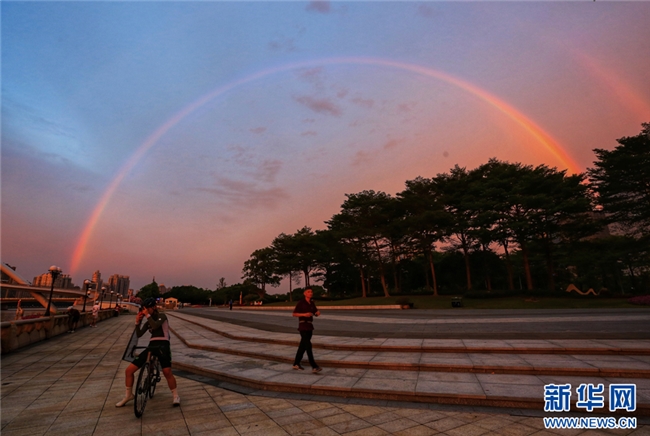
top-left (327, 214), bottom-right (373, 298)
top-left (531, 167), bottom-right (594, 291)
top-left (168, 285), bottom-right (210, 305)
top-left (328, 191), bottom-right (393, 297)
top-left (470, 160), bottom-right (525, 291)
top-left (477, 161), bottom-right (593, 291)
top-left (137, 280), bottom-right (160, 300)
top-left (588, 122), bottom-right (650, 237)
top-left (216, 277), bottom-right (227, 290)
top-left (435, 166), bottom-right (481, 290)
top-left (398, 177), bottom-right (451, 296)
top-left (314, 229), bottom-right (359, 299)
top-left (242, 247), bottom-right (281, 296)
top-left (272, 227), bottom-right (323, 288)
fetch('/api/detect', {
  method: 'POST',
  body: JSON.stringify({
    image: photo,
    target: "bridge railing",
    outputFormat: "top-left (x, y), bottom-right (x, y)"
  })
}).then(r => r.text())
top-left (1, 309), bottom-right (116, 354)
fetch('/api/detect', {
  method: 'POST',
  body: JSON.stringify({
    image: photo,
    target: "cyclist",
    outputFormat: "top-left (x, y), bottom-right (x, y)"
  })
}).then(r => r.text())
top-left (115, 297), bottom-right (181, 407)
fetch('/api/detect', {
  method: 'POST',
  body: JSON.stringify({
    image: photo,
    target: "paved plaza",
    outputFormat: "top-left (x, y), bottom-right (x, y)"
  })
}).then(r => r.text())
top-left (1, 311), bottom-right (649, 435)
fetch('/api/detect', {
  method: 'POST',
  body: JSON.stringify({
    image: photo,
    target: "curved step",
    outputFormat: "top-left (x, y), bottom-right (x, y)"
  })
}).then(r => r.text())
top-left (169, 314), bottom-right (650, 378)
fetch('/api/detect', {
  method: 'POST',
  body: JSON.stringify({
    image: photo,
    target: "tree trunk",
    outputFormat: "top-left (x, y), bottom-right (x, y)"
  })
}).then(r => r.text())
top-left (544, 239), bottom-right (556, 292)
top-left (303, 269), bottom-right (310, 288)
top-left (289, 273), bottom-right (293, 302)
top-left (482, 245), bottom-right (492, 292)
top-left (427, 249), bottom-right (439, 296)
top-left (423, 249), bottom-right (431, 291)
top-left (462, 245), bottom-right (472, 290)
top-left (359, 266), bottom-right (367, 298)
top-left (391, 250), bottom-right (400, 294)
top-left (502, 241), bottom-right (515, 291)
top-left (521, 242), bottom-right (534, 290)
top-left (627, 261), bottom-right (638, 291)
top-left (373, 239), bottom-right (391, 297)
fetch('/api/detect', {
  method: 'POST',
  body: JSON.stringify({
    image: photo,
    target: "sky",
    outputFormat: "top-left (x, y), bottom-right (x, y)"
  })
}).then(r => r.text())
top-left (2, 1), bottom-right (650, 293)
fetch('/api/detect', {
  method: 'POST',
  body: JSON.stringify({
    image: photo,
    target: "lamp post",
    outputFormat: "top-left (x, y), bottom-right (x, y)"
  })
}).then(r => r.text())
top-left (44, 265), bottom-right (62, 317)
top-left (82, 279), bottom-right (92, 313)
top-left (99, 286), bottom-right (106, 309)
top-left (109, 291), bottom-right (114, 309)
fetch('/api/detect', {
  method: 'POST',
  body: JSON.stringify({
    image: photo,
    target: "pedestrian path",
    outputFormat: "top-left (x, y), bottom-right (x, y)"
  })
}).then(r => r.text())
top-left (166, 312), bottom-right (650, 415)
top-left (2, 313), bottom-right (649, 436)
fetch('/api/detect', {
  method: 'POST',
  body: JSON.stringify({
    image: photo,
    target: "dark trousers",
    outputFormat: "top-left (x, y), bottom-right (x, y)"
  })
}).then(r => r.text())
top-left (294, 330), bottom-right (318, 368)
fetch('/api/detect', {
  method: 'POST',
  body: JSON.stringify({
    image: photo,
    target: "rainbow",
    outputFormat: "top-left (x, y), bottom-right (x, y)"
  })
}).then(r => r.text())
top-left (573, 51), bottom-right (650, 120)
top-left (69, 56), bottom-right (581, 276)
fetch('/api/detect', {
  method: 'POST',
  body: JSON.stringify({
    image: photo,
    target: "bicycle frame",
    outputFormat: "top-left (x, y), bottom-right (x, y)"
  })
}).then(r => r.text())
top-left (133, 347), bottom-right (162, 418)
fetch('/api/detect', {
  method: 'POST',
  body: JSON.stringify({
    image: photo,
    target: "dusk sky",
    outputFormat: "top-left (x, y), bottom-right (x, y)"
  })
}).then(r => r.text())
top-left (2, 1), bottom-right (649, 292)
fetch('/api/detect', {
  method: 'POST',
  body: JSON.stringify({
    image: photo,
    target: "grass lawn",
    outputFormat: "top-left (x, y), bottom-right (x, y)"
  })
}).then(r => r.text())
top-left (267, 295), bottom-right (646, 310)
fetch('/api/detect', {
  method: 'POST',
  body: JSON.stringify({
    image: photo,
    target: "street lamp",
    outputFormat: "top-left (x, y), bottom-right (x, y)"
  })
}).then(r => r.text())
top-left (109, 291), bottom-right (114, 309)
top-left (83, 280), bottom-right (92, 313)
top-left (44, 265), bottom-right (62, 317)
top-left (99, 286), bottom-right (106, 309)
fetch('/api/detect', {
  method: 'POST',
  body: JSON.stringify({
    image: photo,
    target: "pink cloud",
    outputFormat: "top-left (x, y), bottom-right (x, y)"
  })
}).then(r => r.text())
top-left (268, 36), bottom-right (296, 52)
top-left (398, 102), bottom-right (416, 113)
top-left (336, 88), bottom-right (349, 99)
top-left (196, 176), bottom-right (288, 210)
top-left (383, 139), bottom-right (399, 150)
top-left (255, 159), bottom-right (283, 183)
top-left (249, 127), bottom-right (267, 134)
top-left (298, 67), bottom-right (323, 80)
top-left (294, 95), bottom-right (341, 116)
top-left (417, 4), bottom-right (436, 18)
top-left (306, 1), bottom-right (330, 13)
top-left (352, 150), bottom-right (373, 166)
top-left (351, 97), bottom-right (374, 109)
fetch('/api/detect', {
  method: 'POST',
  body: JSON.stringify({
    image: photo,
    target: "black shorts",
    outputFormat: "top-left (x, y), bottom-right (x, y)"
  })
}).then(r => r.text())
top-left (132, 341), bottom-right (172, 369)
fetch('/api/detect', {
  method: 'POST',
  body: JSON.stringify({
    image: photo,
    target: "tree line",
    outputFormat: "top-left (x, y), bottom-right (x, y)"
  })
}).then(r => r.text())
top-left (241, 123), bottom-right (650, 298)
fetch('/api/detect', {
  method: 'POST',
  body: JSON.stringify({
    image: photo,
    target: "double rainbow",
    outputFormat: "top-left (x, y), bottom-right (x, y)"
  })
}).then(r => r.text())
top-left (69, 56), bottom-right (580, 276)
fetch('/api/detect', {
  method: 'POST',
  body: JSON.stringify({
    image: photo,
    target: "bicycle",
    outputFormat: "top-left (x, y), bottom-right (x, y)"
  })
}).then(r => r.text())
top-left (132, 346), bottom-right (162, 418)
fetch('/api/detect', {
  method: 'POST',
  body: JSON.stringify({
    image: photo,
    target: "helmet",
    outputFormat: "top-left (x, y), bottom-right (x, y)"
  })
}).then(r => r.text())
top-left (142, 298), bottom-right (156, 309)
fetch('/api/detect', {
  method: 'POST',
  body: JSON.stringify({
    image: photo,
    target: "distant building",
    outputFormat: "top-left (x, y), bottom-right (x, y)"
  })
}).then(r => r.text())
top-left (32, 273), bottom-right (74, 289)
top-left (108, 274), bottom-right (130, 297)
top-left (159, 283), bottom-right (169, 295)
top-left (92, 270), bottom-right (103, 295)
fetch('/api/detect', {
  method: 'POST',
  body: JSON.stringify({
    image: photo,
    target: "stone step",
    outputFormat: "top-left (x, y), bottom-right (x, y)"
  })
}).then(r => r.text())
top-left (168, 313), bottom-right (650, 378)
top-left (168, 312), bottom-right (650, 355)
top-left (169, 331), bottom-right (650, 416)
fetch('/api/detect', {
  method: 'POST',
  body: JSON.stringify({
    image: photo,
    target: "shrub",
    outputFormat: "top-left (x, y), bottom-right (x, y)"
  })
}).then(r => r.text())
top-left (243, 294), bottom-right (260, 304)
top-left (628, 295), bottom-right (650, 306)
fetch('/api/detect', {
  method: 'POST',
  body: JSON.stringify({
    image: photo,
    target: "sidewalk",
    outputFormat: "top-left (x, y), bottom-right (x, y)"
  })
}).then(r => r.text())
top-left (1, 314), bottom-right (648, 435)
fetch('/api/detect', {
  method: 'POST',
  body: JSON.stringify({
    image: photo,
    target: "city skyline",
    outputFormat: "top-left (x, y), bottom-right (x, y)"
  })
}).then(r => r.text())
top-left (2, 2), bottom-right (649, 292)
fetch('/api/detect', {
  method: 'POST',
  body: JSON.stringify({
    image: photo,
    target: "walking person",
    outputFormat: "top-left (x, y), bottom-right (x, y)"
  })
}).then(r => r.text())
top-left (292, 287), bottom-right (322, 373)
top-left (115, 298), bottom-right (180, 408)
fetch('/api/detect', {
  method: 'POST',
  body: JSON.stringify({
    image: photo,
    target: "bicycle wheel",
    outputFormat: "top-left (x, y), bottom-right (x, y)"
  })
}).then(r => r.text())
top-left (148, 357), bottom-right (161, 398)
top-left (134, 363), bottom-right (150, 418)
